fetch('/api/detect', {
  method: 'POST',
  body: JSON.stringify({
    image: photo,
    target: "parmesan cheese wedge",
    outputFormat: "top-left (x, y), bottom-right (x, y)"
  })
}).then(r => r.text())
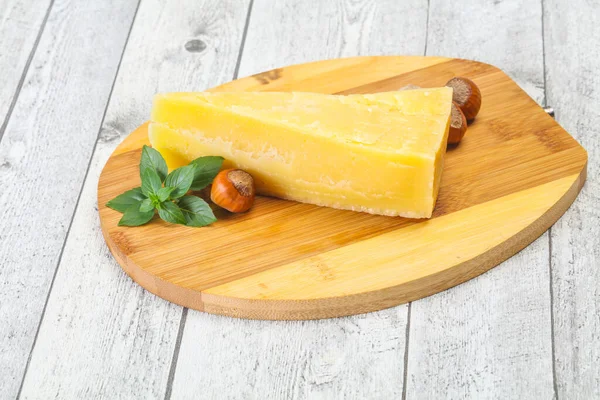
top-left (149, 88), bottom-right (452, 218)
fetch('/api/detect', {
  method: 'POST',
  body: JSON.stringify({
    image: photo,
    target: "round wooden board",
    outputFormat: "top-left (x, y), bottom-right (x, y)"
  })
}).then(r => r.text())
top-left (98, 56), bottom-right (587, 320)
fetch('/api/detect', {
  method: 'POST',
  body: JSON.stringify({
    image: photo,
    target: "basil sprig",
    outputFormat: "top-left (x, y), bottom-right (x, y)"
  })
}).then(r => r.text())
top-left (106, 145), bottom-right (223, 227)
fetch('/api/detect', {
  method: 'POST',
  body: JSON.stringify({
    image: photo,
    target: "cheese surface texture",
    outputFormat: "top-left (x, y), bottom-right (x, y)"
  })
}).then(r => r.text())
top-left (149, 89), bottom-right (452, 218)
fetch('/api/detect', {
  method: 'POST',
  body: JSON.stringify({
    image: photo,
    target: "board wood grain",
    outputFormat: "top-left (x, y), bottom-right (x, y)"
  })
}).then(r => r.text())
top-left (98, 55), bottom-right (587, 321)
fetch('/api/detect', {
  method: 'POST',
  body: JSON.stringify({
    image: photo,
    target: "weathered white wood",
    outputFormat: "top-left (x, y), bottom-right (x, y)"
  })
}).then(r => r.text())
top-left (17, 1), bottom-right (250, 399)
top-left (406, 0), bottom-right (555, 398)
top-left (170, 0), bottom-right (427, 398)
top-left (8, 0), bottom-right (595, 397)
top-left (173, 310), bottom-right (407, 400)
top-left (544, 0), bottom-right (600, 398)
top-left (237, 0), bottom-right (429, 75)
top-left (408, 237), bottom-right (554, 399)
top-left (0, 1), bottom-right (138, 398)
top-left (0, 0), bottom-right (51, 132)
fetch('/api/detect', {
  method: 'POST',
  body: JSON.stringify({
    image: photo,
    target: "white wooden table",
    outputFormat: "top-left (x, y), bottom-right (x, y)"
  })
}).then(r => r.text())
top-left (1, 0), bottom-right (598, 398)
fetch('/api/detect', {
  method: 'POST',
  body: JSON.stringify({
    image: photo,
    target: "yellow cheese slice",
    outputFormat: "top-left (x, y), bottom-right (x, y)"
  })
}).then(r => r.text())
top-left (149, 89), bottom-right (452, 218)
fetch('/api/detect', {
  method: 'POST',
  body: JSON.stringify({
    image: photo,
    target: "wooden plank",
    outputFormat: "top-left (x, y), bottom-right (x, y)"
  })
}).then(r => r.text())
top-left (544, 0), bottom-right (600, 397)
top-left (97, 82), bottom-right (585, 320)
top-left (16, 1), bottom-right (251, 398)
top-left (170, 0), bottom-right (427, 397)
top-left (406, 0), bottom-right (556, 397)
top-left (0, 1), bottom-right (139, 398)
top-left (0, 0), bottom-right (52, 136)
top-left (172, 309), bottom-right (407, 399)
top-left (236, 0), bottom-right (429, 75)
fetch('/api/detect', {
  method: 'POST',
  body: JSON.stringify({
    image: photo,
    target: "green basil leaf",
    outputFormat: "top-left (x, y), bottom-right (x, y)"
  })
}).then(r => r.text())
top-left (139, 198), bottom-right (155, 213)
top-left (158, 201), bottom-right (186, 225)
top-left (189, 156), bottom-right (224, 191)
top-left (140, 145), bottom-right (168, 182)
top-left (141, 168), bottom-right (162, 197)
top-left (106, 187), bottom-right (146, 213)
top-left (157, 186), bottom-right (176, 202)
top-left (118, 201), bottom-right (154, 226)
top-left (178, 195), bottom-right (217, 227)
top-left (165, 165), bottom-right (195, 199)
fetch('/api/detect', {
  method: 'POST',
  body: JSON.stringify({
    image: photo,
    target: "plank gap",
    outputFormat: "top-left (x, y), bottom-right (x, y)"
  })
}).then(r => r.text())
top-left (0, 0), bottom-right (55, 145)
top-left (163, 308), bottom-right (188, 400)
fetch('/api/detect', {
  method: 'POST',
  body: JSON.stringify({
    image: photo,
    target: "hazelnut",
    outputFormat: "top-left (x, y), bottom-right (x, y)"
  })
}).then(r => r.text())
top-left (448, 102), bottom-right (468, 145)
top-left (210, 169), bottom-right (255, 212)
top-left (445, 77), bottom-right (482, 121)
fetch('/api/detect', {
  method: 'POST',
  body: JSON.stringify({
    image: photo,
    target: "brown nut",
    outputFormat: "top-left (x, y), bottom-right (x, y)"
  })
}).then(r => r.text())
top-left (210, 169), bottom-right (255, 213)
top-left (445, 77), bottom-right (482, 121)
top-left (448, 102), bottom-right (468, 145)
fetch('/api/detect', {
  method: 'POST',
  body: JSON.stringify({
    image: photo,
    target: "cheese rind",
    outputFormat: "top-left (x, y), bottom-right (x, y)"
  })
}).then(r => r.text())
top-left (149, 89), bottom-right (452, 218)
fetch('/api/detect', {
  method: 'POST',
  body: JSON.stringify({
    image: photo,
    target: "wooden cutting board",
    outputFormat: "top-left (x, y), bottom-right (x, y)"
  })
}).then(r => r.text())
top-left (98, 56), bottom-right (587, 320)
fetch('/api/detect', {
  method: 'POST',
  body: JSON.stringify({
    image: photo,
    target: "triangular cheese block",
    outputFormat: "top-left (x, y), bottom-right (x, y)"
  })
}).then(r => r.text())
top-left (149, 89), bottom-right (452, 218)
